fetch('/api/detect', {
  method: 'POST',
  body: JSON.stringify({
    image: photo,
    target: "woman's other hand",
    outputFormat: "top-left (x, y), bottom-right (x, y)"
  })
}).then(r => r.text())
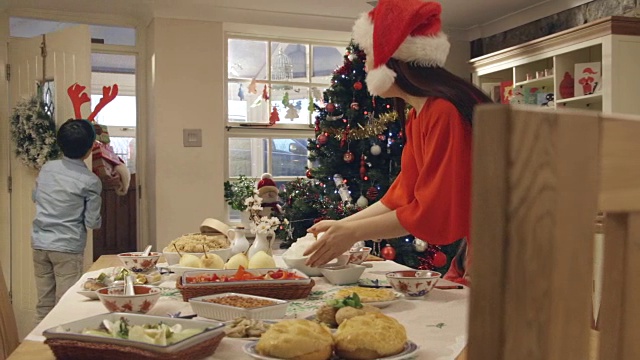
top-left (304, 220), bottom-right (355, 267)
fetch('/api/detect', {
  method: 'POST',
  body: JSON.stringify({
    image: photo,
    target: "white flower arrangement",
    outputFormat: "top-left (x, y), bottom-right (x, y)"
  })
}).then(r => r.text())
top-left (10, 96), bottom-right (60, 169)
top-left (244, 191), bottom-right (286, 234)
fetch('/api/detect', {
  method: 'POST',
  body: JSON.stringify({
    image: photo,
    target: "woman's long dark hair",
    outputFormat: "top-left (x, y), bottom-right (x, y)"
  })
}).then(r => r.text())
top-left (386, 58), bottom-right (492, 125)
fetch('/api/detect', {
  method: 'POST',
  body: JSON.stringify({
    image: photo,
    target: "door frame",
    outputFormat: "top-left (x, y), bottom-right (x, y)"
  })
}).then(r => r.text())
top-left (1, 8), bottom-right (149, 293)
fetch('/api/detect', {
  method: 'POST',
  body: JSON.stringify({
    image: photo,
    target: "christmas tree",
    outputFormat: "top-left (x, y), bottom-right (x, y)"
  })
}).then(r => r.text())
top-left (279, 42), bottom-right (460, 272)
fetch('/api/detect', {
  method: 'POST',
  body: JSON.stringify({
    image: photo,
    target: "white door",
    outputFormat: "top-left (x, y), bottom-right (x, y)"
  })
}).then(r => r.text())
top-left (8, 25), bottom-right (91, 338)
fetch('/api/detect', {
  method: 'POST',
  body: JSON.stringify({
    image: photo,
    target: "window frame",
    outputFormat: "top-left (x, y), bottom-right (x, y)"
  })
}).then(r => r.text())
top-left (223, 33), bottom-right (347, 223)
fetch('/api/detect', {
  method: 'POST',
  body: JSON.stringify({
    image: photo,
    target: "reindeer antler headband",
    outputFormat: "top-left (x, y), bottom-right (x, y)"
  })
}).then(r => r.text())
top-left (67, 83), bottom-right (119, 121)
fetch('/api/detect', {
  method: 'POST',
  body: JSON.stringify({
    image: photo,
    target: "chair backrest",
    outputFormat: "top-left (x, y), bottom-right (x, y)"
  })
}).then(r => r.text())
top-left (467, 105), bottom-right (640, 360)
top-left (0, 261), bottom-right (18, 360)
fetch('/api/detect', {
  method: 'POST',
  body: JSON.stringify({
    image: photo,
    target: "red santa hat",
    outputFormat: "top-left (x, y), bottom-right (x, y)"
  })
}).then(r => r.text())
top-left (352, 0), bottom-right (450, 96)
top-left (257, 173), bottom-right (278, 196)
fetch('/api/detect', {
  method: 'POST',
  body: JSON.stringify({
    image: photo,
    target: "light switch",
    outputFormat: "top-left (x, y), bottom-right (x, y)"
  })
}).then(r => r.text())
top-left (183, 129), bottom-right (202, 147)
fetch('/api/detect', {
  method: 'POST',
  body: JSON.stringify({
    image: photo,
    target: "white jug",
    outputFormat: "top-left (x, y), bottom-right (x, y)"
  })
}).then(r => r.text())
top-left (228, 227), bottom-right (250, 255)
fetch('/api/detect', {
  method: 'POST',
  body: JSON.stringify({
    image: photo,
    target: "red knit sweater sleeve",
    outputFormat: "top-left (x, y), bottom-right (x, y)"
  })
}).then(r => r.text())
top-left (381, 99), bottom-right (471, 245)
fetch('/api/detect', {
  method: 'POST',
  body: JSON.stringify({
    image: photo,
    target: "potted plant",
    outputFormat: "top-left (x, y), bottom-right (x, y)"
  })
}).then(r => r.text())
top-left (224, 175), bottom-right (258, 218)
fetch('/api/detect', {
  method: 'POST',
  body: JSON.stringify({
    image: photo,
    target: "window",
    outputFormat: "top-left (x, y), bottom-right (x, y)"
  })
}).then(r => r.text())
top-left (225, 36), bottom-right (346, 222)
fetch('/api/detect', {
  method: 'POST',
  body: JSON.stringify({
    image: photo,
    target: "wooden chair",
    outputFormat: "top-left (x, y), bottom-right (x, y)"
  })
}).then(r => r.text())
top-left (0, 261), bottom-right (18, 360)
top-left (467, 105), bottom-right (640, 360)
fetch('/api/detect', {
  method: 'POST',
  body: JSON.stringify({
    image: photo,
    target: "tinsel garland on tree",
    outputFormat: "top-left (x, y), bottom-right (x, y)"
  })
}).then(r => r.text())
top-left (10, 95), bottom-right (60, 170)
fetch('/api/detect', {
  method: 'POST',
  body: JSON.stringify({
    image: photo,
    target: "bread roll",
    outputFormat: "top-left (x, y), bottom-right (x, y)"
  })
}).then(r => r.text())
top-left (334, 313), bottom-right (407, 360)
top-left (256, 319), bottom-right (334, 360)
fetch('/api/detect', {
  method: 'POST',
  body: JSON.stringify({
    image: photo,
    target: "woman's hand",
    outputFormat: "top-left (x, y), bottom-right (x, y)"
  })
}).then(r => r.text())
top-left (304, 220), bottom-right (355, 267)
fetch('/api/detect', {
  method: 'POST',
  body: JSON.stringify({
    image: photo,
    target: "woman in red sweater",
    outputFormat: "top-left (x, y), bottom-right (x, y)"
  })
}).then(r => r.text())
top-left (304, 0), bottom-right (491, 285)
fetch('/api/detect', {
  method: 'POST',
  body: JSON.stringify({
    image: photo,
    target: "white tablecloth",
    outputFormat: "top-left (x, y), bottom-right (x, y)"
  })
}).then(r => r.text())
top-left (27, 258), bottom-right (469, 360)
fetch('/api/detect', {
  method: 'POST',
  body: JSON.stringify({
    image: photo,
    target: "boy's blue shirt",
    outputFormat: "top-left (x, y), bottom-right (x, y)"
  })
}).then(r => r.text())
top-left (32, 156), bottom-right (102, 253)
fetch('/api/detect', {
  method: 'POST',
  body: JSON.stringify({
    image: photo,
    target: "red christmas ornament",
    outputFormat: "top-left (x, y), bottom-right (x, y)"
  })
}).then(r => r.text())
top-left (343, 150), bottom-right (355, 163)
top-left (326, 103), bottom-right (336, 113)
top-left (381, 244), bottom-right (396, 260)
top-left (359, 155), bottom-right (367, 180)
top-left (317, 133), bottom-right (328, 145)
top-left (353, 81), bottom-right (363, 91)
top-left (350, 102), bottom-right (360, 110)
top-left (306, 169), bottom-right (313, 179)
top-left (314, 118), bottom-right (320, 132)
top-left (432, 251), bottom-right (447, 268)
top-left (366, 187), bottom-right (379, 201)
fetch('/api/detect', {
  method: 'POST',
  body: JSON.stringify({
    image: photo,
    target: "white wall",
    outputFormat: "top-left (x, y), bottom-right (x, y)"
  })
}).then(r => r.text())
top-left (145, 18), bottom-right (226, 251)
top-left (0, 11), bottom-right (10, 290)
top-left (446, 39), bottom-right (471, 80)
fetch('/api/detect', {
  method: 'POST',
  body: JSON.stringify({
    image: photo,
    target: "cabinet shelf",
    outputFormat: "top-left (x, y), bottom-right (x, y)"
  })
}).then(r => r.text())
top-left (556, 93), bottom-right (602, 107)
top-left (514, 75), bottom-right (554, 88)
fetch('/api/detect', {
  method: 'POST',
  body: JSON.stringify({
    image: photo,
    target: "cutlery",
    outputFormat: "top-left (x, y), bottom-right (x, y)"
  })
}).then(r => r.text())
top-left (141, 245), bottom-right (152, 256)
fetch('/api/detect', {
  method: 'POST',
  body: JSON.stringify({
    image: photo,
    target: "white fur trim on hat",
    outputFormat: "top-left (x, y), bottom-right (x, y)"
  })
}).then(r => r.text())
top-left (365, 65), bottom-right (397, 96)
top-left (352, 12), bottom-right (450, 68)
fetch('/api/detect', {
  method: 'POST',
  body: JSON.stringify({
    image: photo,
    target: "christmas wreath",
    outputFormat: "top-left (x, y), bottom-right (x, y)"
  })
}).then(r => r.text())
top-left (10, 96), bottom-right (60, 169)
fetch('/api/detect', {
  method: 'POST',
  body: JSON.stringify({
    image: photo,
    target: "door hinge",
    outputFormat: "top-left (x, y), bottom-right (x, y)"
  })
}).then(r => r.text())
top-left (7, 176), bottom-right (11, 193)
top-left (138, 184), bottom-right (142, 200)
top-left (5, 64), bottom-right (10, 81)
top-left (8, 290), bottom-right (11, 303)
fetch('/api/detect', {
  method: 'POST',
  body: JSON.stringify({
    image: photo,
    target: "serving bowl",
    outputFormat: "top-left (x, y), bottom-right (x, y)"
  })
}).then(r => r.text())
top-left (96, 285), bottom-right (161, 313)
top-left (319, 264), bottom-right (366, 285)
top-left (386, 270), bottom-right (441, 299)
top-left (163, 248), bottom-right (231, 266)
top-left (117, 252), bottom-right (161, 273)
top-left (282, 254), bottom-right (348, 277)
top-left (189, 293), bottom-right (288, 321)
top-left (347, 247), bottom-right (372, 265)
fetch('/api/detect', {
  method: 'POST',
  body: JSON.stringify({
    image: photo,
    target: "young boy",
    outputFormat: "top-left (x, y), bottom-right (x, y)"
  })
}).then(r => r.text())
top-left (32, 119), bottom-right (102, 323)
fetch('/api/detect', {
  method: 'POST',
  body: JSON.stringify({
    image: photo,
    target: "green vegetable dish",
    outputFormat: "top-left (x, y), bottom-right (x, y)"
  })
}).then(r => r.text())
top-left (73, 317), bottom-right (205, 346)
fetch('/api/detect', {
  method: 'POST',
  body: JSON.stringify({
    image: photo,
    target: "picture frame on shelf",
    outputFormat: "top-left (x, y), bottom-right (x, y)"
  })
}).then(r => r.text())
top-left (574, 62), bottom-right (601, 97)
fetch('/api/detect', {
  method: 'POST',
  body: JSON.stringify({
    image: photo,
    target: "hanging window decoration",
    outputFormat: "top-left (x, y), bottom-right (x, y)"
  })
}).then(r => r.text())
top-left (271, 49), bottom-right (293, 81)
top-left (41, 79), bottom-right (55, 119)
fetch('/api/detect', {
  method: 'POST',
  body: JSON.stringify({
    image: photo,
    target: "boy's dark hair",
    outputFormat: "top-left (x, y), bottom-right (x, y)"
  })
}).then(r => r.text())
top-left (56, 119), bottom-right (96, 159)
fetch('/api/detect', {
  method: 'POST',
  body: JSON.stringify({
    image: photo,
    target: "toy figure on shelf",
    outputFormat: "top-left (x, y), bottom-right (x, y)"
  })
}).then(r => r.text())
top-left (67, 83), bottom-right (130, 196)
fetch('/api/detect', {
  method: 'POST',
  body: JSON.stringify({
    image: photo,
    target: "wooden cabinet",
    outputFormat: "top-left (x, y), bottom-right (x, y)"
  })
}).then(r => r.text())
top-left (471, 16), bottom-right (640, 115)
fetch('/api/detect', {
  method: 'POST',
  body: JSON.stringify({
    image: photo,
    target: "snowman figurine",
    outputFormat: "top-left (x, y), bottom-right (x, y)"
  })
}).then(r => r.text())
top-left (257, 173), bottom-right (282, 217)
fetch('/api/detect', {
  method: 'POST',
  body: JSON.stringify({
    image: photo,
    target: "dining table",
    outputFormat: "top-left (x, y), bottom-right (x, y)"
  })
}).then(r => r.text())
top-left (8, 254), bottom-right (474, 360)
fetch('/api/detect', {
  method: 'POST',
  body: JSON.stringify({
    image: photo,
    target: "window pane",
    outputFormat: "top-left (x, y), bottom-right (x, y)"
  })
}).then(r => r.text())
top-left (228, 138), bottom-right (267, 177)
top-left (110, 137), bottom-right (136, 174)
top-left (271, 138), bottom-right (308, 177)
top-left (270, 86), bottom-right (311, 125)
top-left (91, 95), bottom-right (137, 127)
top-left (312, 45), bottom-right (344, 83)
top-left (227, 80), bottom-right (269, 123)
top-left (271, 43), bottom-right (308, 82)
top-left (228, 39), bottom-right (267, 80)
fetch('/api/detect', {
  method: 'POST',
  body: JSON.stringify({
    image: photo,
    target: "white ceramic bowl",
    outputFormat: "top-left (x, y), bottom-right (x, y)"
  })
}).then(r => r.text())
top-left (282, 254), bottom-right (349, 277)
top-left (163, 248), bottom-right (231, 265)
top-left (117, 252), bottom-right (161, 273)
top-left (96, 285), bottom-right (161, 313)
top-left (386, 270), bottom-right (441, 299)
top-left (189, 293), bottom-right (288, 321)
top-left (320, 264), bottom-right (366, 285)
